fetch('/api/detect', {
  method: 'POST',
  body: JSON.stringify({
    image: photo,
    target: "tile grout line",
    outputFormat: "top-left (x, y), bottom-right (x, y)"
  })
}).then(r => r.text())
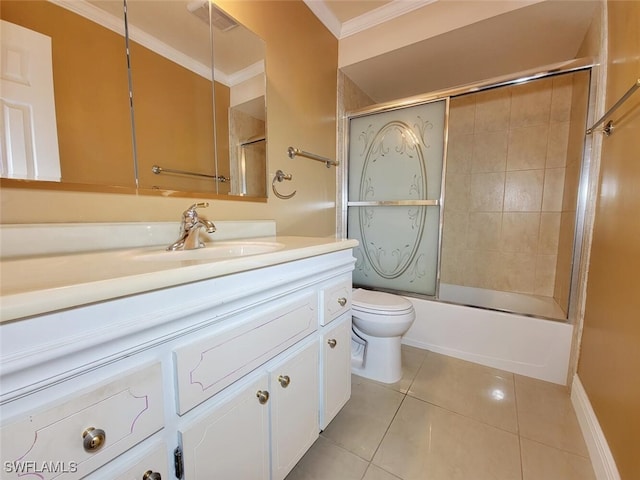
top-left (514, 373), bottom-right (526, 480)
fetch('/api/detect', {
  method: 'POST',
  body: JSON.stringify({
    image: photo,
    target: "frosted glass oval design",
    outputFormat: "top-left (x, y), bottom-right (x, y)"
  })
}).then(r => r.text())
top-left (359, 121), bottom-right (427, 278)
top-left (347, 99), bottom-right (446, 296)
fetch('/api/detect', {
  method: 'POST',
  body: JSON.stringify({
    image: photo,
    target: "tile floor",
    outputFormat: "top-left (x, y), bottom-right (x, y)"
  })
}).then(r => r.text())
top-left (286, 346), bottom-right (596, 480)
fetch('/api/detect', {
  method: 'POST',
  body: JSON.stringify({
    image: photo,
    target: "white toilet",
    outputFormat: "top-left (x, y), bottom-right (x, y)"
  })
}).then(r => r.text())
top-left (351, 288), bottom-right (415, 383)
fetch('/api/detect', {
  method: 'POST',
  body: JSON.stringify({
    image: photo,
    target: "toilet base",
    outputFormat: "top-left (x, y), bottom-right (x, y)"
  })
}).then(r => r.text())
top-left (351, 332), bottom-right (403, 384)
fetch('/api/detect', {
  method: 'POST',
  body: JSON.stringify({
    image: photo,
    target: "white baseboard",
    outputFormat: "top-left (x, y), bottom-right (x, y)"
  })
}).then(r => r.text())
top-left (571, 375), bottom-right (621, 480)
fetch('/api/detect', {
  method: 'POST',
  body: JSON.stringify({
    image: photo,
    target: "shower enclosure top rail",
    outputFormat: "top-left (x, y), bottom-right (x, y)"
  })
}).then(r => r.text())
top-left (586, 77), bottom-right (640, 136)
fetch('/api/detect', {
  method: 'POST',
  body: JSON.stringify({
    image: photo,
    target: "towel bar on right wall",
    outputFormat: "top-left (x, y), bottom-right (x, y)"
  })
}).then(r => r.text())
top-left (586, 78), bottom-right (640, 136)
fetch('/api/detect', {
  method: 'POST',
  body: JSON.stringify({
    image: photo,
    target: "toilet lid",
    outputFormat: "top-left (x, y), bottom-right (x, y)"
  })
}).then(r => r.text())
top-left (352, 288), bottom-right (413, 312)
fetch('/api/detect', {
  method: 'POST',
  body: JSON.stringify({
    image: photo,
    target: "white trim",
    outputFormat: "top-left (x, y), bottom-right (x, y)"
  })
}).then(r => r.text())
top-left (303, 0), bottom-right (342, 38)
top-left (571, 375), bottom-right (621, 480)
top-left (226, 60), bottom-right (265, 87)
top-left (304, 0), bottom-right (438, 39)
top-left (341, 0), bottom-right (437, 38)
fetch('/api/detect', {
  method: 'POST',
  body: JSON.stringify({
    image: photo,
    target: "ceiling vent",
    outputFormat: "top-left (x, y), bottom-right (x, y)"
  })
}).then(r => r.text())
top-left (187, 1), bottom-right (238, 32)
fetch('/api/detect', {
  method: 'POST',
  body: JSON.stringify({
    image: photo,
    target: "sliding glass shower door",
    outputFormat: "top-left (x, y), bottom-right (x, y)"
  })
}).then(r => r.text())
top-left (347, 99), bottom-right (446, 296)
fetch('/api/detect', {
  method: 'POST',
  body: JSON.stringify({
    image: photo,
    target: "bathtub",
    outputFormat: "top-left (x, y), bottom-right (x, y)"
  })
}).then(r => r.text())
top-left (401, 285), bottom-right (574, 385)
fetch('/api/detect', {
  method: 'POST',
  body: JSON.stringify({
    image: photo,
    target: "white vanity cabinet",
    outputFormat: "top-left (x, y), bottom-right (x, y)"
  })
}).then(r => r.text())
top-left (320, 314), bottom-right (352, 429)
top-left (318, 278), bottom-right (353, 430)
top-left (179, 338), bottom-right (319, 480)
top-left (269, 339), bottom-right (319, 480)
top-left (0, 245), bottom-right (356, 480)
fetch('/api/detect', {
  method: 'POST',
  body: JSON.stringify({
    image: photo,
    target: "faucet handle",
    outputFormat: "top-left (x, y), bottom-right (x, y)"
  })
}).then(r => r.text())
top-left (187, 202), bottom-right (209, 212)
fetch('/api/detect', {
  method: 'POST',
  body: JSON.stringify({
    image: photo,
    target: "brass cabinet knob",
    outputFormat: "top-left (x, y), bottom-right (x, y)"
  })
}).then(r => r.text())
top-left (256, 390), bottom-right (270, 404)
top-left (337, 297), bottom-right (347, 307)
top-left (142, 471), bottom-right (162, 480)
top-left (278, 375), bottom-right (291, 388)
top-left (327, 338), bottom-right (337, 349)
top-left (82, 427), bottom-right (106, 452)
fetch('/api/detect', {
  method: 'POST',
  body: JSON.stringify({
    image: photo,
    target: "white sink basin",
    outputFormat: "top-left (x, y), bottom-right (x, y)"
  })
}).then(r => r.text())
top-left (134, 241), bottom-right (285, 262)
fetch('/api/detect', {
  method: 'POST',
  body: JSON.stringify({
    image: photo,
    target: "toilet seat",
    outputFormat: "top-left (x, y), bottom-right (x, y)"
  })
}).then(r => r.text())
top-left (352, 288), bottom-right (413, 314)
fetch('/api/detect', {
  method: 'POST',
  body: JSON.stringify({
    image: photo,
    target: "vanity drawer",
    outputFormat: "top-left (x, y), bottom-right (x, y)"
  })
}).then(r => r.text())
top-left (322, 279), bottom-right (352, 325)
top-left (173, 292), bottom-right (318, 414)
top-left (90, 441), bottom-right (169, 479)
top-left (0, 362), bottom-right (164, 480)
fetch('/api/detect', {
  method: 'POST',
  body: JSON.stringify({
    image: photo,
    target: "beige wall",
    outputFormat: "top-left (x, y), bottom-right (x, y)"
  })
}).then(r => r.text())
top-left (0, 1), bottom-right (339, 237)
top-left (577, 1), bottom-right (640, 478)
top-left (441, 75), bottom-right (585, 305)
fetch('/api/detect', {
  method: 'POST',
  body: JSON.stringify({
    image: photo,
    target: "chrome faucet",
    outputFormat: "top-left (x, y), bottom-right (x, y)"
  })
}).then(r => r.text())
top-left (167, 202), bottom-right (216, 251)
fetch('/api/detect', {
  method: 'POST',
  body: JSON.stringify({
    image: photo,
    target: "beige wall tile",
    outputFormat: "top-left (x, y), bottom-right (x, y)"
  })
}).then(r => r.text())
top-left (444, 173), bottom-right (470, 212)
top-left (439, 245), bottom-right (467, 284)
top-left (472, 131), bottom-right (508, 173)
top-left (449, 94), bottom-right (476, 136)
top-left (470, 172), bottom-right (505, 211)
top-left (534, 254), bottom-right (557, 297)
top-left (496, 252), bottom-right (536, 293)
top-left (474, 88), bottom-right (511, 133)
top-left (442, 210), bottom-right (468, 250)
top-left (538, 213), bottom-right (561, 255)
top-left (509, 78), bottom-right (552, 128)
top-left (546, 122), bottom-right (570, 168)
top-left (562, 160), bottom-right (581, 211)
top-left (504, 170), bottom-right (544, 212)
top-left (542, 168), bottom-right (566, 212)
top-left (446, 133), bottom-right (473, 174)
top-left (467, 212), bottom-right (502, 250)
top-left (550, 74), bottom-right (574, 124)
top-left (507, 125), bottom-right (549, 171)
top-left (464, 250), bottom-right (501, 289)
top-left (501, 212), bottom-right (540, 254)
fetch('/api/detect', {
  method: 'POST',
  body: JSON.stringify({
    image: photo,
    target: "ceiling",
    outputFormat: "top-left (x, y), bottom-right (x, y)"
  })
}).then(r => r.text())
top-left (304, 0), bottom-right (599, 103)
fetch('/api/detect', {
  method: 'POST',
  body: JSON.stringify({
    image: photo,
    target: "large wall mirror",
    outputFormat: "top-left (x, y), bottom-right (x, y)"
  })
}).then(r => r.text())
top-left (0, 0), bottom-right (267, 199)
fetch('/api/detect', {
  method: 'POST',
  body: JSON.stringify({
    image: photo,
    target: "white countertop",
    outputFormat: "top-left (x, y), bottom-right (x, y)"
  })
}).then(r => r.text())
top-left (0, 236), bottom-right (358, 323)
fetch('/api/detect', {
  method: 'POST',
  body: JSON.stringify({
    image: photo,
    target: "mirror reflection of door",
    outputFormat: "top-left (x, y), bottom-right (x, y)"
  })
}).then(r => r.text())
top-left (0, 20), bottom-right (61, 181)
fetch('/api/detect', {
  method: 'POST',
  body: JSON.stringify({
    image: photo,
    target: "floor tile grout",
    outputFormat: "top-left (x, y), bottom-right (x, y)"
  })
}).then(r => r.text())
top-left (290, 347), bottom-right (596, 480)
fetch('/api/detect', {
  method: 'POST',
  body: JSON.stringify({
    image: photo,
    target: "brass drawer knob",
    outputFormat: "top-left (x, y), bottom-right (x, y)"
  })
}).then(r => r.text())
top-left (256, 390), bottom-right (270, 404)
top-left (337, 297), bottom-right (347, 307)
top-left (327, 338), bottom-right (337, 349)
top-left (278, 375), bottom-right (291, 388)
top-left (82, 427), bottom-right (106, 452)
top-left (143, 471), bottom-right (162, 480)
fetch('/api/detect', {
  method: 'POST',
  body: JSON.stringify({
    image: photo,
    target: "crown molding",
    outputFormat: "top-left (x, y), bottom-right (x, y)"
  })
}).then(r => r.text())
top-left (302, 0), bottom-right (342, 38)
top-left (226, 60), bottom-right (265, 87)
top-left (341, 0), bottom-right (438, 38)
top-left (304, 0), bottom-right (438, 39)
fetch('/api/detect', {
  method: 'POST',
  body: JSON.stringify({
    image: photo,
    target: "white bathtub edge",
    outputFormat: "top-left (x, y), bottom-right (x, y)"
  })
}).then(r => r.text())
top-left (571, 375), bottom-right (621, 480)
top-left (401, 297), bottom-right (574, 385)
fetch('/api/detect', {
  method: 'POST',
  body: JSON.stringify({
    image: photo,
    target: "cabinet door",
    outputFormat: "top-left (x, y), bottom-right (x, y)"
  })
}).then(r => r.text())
top-left (321, 315), bottom-right (352, 429)
top-left (179, 375), bottom-right (270, 480)
top-left (269, 340), bottom-right (319, 480)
